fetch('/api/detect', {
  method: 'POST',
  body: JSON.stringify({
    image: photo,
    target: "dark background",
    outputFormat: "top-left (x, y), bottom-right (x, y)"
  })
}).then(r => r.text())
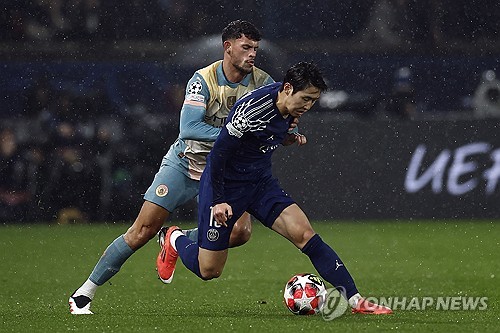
top-left (1, 0), bottom-right (500, 222)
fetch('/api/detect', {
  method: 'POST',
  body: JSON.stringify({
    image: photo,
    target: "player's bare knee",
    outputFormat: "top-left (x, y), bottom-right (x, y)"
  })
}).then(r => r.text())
top-left (239, 228), bottom-right (252, 243)
top-left (200, 267), bottom-right (223, 280)
top-left (230, 215), bottom-right (252, 247)
top-left (229, 227), bottom-right (251, 247)
top-left (125, 223), bottom-right (159, 249)
top-left (302, 229), bottom-right (315, 242)
top-left (297, 229), bottom-right (316, 249)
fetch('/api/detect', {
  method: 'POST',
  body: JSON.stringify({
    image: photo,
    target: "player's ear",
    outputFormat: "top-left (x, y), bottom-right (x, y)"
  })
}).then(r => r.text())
top-left (223, 40), bottom-right (231, 54)
top-left (284, 83), bottom-right (293, 95)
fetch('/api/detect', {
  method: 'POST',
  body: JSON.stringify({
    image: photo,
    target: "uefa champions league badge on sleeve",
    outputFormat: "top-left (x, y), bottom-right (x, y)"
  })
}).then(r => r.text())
top-left (187, 80), bottom-right (203, 95)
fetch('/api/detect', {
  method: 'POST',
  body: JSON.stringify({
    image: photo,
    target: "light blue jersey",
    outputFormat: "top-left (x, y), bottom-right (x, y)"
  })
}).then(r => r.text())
top-left (144, 61), bottom-right (273, 212)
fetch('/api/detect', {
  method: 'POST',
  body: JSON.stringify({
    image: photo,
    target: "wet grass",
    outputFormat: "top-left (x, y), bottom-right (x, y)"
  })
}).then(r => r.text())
top-left (0, 220), bottom-right (498, 332)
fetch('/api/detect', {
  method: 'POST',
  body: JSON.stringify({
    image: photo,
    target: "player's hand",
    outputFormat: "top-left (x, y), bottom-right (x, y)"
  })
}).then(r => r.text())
top-left (213, 203), bottom-right (233, 227)
top-left (288, 117), bottom-right (299, 131)
top-left (282, 132), bottom-right (307, 146)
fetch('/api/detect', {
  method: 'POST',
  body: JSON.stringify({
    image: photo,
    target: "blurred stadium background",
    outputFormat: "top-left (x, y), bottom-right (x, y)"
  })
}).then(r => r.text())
top-left (1, 0), bottom-right (500, 223)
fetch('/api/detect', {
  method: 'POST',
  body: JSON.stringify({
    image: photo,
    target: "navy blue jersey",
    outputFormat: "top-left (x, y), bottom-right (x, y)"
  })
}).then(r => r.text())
top-left (208, 82), bottom-right (293, 205)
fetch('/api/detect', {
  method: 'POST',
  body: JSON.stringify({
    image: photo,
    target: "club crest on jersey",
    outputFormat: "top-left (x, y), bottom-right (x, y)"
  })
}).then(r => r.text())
top-left (155, 184), bottom-right (169, 197)
top-left (226, 96), bottom-right (237, 109)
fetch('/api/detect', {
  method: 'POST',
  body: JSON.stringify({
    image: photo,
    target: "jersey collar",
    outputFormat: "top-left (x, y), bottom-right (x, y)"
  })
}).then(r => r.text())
top-left (217, 62), bottom-right (251, 88)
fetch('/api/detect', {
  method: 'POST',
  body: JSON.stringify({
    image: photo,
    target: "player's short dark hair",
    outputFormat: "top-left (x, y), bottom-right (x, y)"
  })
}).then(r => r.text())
top-left (222, 20), bottom-right (261, 43)
top-left (281, 62), bottom-right (328, 93)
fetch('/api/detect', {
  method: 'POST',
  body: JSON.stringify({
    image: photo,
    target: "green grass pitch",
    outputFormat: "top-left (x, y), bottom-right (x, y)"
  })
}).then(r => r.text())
top-left (0, 220), bottom-right (498, 332)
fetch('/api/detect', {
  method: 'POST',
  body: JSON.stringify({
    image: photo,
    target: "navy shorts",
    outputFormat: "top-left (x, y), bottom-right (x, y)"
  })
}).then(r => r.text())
top-left (197, 170), bottom-right (295, 251)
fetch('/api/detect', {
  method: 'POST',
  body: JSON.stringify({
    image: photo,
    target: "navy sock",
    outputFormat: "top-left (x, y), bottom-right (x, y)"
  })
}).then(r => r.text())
top-left (175, 235), bottom-right (203, 279)
top-left (301, 234), bottom-right (358, 299)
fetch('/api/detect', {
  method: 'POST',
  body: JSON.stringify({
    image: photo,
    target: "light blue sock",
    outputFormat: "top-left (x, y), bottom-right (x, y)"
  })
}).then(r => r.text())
top-left (184, 228), bottom-right (199, 243)
top-left (89, 235), bottom-right (134, 285)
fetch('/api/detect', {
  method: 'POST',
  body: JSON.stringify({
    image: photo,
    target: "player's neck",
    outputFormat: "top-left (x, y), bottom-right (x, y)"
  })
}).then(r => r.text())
top-left (222, 61), bottom-right (246, 83)
top-left (276, 91), bottom-right (290, 118)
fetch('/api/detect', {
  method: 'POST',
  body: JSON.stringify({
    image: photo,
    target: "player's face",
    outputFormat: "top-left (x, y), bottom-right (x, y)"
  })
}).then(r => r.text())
top-left (286, 85), bottom-right (321, 117)
top-left (226, 34), bottom-right (259, 75)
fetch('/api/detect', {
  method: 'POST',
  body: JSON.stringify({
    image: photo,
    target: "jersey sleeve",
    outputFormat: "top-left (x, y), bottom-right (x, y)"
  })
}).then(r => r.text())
top-left (210, 126), bottom-right (241, 205)
top-left (178, 73), bottom-right (221, 141)
top-left (225, 95), bottom-right (276, 138)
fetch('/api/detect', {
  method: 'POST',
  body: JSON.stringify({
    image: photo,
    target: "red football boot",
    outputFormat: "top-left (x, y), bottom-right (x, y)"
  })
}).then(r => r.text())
top-left (156, 226), bottom-right (180, 284)
top-left (352, 298), bottom-right (393, 315)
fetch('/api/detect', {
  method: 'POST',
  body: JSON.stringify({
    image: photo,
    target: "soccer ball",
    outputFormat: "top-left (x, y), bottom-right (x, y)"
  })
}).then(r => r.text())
top-left (283, 273), bottom-right (327, 315)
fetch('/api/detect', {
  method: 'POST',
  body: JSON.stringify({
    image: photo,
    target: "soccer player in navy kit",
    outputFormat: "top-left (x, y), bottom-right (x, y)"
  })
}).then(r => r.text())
top-left (69, 20), bottom-right (276, 314)
top-left (157, 62), bottom-right (393, 314)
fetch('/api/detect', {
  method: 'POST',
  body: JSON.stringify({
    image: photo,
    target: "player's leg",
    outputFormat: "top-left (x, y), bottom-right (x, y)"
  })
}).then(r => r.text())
top-left (270, 204), bottom-right (392, 314)
top-left (159, 168), bottom-right (245, 282)
top-left (270, 204), bottom-right (358, 297)
top-left (229, 212), bottom-right (252, 246)
top-left (125, 201), bottom-right (170, 250)
top-left (185, 211), bottom-right (252, 247)
top-left (158, 221), bottom-right (232, 281)
top-left (70, 163), bottom-right (197, 314)
top-left (160, 199), bottom-right (236, 281)
top-left (173, 220), bottom-right (231, 280)
top-left (197, 248), bottom-right (228, 279)
top-left (69, 201), bottom-right (169, 314)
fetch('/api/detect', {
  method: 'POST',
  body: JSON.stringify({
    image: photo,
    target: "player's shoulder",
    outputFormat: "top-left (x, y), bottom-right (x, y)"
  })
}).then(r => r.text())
top-left (252, 66), bottom-right (274, 84)
top-left (235, 82), bottom-right (280, 108)
top-left (187, 61), bottom-right (222, 96)
top-left (247, 81), bottom-right (281, 99)
top-left (196, 61), bottom-right (222, 79)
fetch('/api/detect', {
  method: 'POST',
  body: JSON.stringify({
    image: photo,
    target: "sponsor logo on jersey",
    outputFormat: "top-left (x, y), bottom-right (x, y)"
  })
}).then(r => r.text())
top-left (259, 144), bottom-right (279, 153)
top-left (186, 93), bottom-right (205, 103)
top-left (204, 114), bottom-right (226, 128)
top-left (155, 184), bottom-right (169, 197)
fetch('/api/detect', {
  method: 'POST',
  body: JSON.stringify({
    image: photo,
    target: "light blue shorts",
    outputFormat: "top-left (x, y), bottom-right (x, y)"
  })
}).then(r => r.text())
top-left (143, 162), bottom-right (199, 213)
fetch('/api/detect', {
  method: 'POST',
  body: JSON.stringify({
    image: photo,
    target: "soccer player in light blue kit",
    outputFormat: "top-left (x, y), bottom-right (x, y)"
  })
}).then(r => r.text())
top-left (69, 20), bottom-right (275, 314)
top-left (157, 62), bottom-right (393, 315)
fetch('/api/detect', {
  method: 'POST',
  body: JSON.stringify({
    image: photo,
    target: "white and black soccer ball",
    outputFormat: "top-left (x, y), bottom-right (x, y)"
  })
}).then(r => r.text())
top-left (283, 273), bottom-right (327, 315)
